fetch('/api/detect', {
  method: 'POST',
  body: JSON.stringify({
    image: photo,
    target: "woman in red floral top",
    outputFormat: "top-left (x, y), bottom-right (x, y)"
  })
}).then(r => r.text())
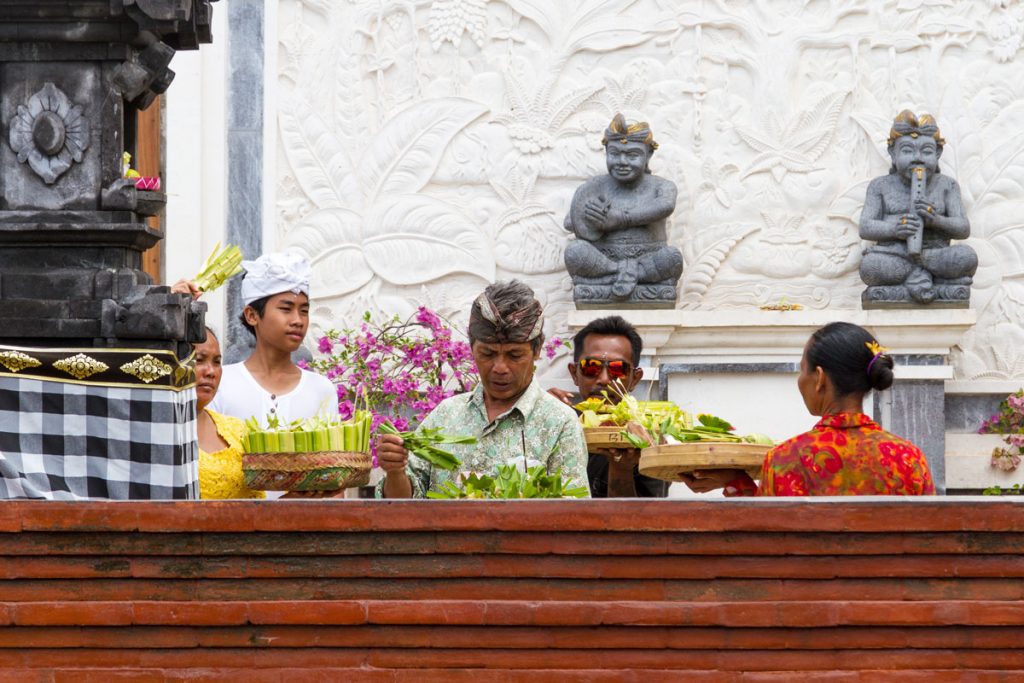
top-left (681, 322), bottom-right (935, 497)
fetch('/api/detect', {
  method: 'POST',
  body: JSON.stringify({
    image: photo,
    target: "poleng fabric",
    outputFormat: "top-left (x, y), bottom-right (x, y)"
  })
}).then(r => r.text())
top-left (0, 345), bottom-right (199, 500)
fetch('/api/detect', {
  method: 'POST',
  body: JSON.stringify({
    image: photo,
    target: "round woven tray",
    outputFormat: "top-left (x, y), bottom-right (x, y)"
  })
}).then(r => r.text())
top-left (584, 426), bottom-right (631, 449)
top-left (242, 450), bottom-right (372, 492)
top-left (638, 442), bottom-right (770, 481)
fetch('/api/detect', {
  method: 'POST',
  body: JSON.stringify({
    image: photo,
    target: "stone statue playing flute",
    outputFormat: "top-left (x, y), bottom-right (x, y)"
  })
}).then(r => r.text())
top-left (858, 110), bottom-right (978, 307)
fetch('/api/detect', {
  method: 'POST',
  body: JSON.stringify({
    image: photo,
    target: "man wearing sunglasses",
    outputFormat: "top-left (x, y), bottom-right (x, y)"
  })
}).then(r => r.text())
top-left (552, 315), bottom-right (670, 498)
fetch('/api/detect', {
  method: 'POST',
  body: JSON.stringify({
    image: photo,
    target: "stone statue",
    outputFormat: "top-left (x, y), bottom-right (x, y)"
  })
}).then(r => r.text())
top-left (564, 114), bottom-right (683, 307)
top-left (859, 110), bottom-right (978, 307)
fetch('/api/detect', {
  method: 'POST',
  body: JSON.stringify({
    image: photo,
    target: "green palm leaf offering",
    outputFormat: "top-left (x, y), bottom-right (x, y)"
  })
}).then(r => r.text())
top-left (378, 421), bottom-right (474, 471)
top-left (576, 380), bottom-right (772, 448)
top-left (193, 242), bottom-right (243, 293)
top-left (242, 411), bottom-right (373, 453)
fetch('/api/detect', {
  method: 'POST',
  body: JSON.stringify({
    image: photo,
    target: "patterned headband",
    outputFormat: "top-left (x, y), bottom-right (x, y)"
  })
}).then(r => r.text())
top-left (601, 112), bottom-right (658, 150)
top-left (469, 292), bottom-right (544, 344)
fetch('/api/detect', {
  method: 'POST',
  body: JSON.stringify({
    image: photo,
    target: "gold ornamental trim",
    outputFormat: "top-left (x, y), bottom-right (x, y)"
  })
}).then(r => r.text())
top-left (54, 353), bottom-right (109, 380)
top-left (120, 354), bottom-right (173, 384)
top-left (0, 350), bottom-right (42, 373)
top-left (0, 344), bottom-right (195, 391)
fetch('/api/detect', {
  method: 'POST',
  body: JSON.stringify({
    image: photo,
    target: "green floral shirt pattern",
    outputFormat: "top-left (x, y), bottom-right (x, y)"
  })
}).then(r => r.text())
top-left (376, 379), bottom-right (590, 498)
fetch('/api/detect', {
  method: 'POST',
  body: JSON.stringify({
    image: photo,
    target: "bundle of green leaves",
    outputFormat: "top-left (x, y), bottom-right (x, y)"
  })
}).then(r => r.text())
top-left (427, 464), bottom-right (588, 499)
top-left (377, 421), bottom-right (475, 470)
top-left (242, 412), bottom-right (373, 453)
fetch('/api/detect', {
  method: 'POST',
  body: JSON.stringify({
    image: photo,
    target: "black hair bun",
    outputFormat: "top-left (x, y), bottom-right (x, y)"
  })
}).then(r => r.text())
top-left (868, 354), bottom-right (895, 392)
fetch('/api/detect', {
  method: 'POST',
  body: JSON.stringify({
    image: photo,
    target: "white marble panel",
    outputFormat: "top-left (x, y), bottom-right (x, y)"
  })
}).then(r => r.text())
top-left (262, 0), bottom-right (1024, 382)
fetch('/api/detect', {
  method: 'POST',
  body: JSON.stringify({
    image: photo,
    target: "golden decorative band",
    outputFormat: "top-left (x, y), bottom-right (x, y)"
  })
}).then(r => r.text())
top-left (0, 344), bottom-right (195, 390)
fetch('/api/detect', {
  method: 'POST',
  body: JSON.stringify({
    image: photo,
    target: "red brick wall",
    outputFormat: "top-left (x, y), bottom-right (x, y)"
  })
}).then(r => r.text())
top-left (0, 500), bottom-right (1022, 681)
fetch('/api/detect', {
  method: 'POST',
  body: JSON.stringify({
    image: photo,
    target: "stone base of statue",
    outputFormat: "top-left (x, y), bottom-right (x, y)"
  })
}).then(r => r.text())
top-left (565, 239), bottom-right (683, 309)
top-left (862, 279), bottom-right (972, 309)
top-left (573, 281), bottom-right (678, 309)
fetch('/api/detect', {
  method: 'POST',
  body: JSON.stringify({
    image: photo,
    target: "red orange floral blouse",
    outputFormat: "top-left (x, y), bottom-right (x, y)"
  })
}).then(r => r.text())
top-left (728, 413), bottom-right (935, 496)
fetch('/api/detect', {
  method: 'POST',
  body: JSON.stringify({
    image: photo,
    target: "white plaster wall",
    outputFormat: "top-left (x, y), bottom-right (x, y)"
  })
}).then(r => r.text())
top-left (163, 1), bottom-right (1024, 386)
top-left (262, 0), bottom-right (1024, 386)
top-left (164, 5), bottom-right (229, 335)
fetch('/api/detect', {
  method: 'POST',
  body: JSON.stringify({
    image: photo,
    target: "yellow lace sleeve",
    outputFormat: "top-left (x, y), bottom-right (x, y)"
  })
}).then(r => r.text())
top-left (199, 410), bottom-right (265, 500)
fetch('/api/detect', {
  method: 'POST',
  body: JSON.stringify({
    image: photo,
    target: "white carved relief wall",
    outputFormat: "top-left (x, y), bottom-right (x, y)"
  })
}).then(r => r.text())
top-left (273, 0), bottom-right (1024, 380)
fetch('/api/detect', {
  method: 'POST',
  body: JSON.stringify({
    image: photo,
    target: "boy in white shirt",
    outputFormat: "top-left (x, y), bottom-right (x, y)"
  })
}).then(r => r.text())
top-left (209, 250), bottom-right (338, 425)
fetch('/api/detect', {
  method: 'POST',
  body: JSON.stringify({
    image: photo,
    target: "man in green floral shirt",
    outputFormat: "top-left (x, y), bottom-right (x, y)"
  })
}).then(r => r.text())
top-left (377, 281), bottom-right (589, 498)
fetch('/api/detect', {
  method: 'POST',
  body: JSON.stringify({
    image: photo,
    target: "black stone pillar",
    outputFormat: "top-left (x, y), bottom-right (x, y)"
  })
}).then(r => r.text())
top-left (0, 1), bottom-right (218, 357)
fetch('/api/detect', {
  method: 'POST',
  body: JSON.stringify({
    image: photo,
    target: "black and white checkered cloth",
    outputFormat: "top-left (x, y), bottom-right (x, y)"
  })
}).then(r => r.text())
top-left (0, 376), bottom-right (199, 500)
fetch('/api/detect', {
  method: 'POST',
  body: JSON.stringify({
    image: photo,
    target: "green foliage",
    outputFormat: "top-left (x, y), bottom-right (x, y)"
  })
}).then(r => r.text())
top-left (242, 412), bottom-right (372, 453)
top-left (696, 413), bottom-right (735, 433)
top-left (983, 484), bottom-right (1023, 496)
top-left (426, 464), bottom-right (589, 499)
top-left (378, 421), bottom-right (475, 471)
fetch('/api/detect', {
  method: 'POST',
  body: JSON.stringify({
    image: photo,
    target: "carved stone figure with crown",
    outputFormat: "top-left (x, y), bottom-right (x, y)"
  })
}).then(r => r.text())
top-left (859, 110), bottom-right (978, 307)
top-left (563, 114), bottom-right (683, 307)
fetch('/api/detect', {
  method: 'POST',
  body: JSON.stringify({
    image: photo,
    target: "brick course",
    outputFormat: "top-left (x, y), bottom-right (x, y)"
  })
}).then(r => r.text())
top-left (0, 499), bottom-right (1020, 678)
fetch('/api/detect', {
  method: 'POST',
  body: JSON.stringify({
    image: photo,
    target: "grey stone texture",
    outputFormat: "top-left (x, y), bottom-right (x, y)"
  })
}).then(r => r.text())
top-left (0, 1), bottom-right (217, 356)
top-left (878, 378), bottom-right (947, 494)
top-left (944, 393), bottom-right (1006, 434)
top-left (224, 0), bottom-right (264, 364)
top-left (859, 110), bottom-right (977, 308)
top-left (564, 114), bottom-right (682, 307)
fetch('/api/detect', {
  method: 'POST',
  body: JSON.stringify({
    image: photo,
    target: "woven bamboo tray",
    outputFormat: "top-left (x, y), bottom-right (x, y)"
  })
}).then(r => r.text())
top-left (639, 442), bottom-right (771, 481)
top-left (583, 426), bottom-right (631, 449)
top-left (242, 450), bottom-right (372, 492)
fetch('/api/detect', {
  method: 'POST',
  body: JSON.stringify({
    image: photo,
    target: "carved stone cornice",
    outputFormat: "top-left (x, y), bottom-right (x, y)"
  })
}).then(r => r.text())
top-left (0, 1), bottom-right (217, 50)
top-left (568, 309), bottom-right (978, 367)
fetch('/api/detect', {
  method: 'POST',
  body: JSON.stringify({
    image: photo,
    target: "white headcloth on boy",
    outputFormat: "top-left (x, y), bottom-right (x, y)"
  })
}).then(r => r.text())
top-left (240, 249), bottom-right (311, 306)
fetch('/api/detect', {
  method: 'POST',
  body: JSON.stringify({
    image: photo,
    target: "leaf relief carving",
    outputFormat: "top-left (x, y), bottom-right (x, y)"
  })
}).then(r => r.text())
top-left (363, 194), bottom-right (495, 285)
top-left (360, 98), bottom-right (489, 203)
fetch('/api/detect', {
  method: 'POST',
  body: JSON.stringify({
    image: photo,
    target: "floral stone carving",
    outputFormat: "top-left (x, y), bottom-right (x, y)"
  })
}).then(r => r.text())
top-left (8, 82), bottom-right (90, 185)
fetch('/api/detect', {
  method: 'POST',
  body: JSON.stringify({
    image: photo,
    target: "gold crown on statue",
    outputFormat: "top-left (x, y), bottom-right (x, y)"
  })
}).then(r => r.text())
top-left (886, 110), bottom-right (945, 148)
top-left (602, 113), bottom-right (658, 150)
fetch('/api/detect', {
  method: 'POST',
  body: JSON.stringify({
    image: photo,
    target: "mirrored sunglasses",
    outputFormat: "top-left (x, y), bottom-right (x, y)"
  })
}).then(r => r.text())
top-left (578, 358), bottom-right (632, 380)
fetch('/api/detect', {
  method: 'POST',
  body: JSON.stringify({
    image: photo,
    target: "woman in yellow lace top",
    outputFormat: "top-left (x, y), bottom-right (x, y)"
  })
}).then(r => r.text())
top-left (195, 329), bottom-right (265, 500)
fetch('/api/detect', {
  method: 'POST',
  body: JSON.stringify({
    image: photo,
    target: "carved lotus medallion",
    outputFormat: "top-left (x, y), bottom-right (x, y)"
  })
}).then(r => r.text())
top-left (8, 82), bottom-right (90, 185)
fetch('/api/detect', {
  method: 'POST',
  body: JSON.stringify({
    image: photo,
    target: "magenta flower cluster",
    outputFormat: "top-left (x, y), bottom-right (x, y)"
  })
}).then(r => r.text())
top-left (542, 335), bottom-right (571, 360)
top-left (306, 307), bottom-right (478, 454)
top-left (979, 389), bottom-right (1024, 472)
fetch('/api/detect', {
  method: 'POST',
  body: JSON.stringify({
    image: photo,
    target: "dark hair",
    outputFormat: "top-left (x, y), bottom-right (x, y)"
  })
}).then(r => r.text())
top-left (806, 322), bottom-right (894, 396)
top-left (204, 326), bottom-right (218, 342)
top-left (238, 296), bottom-right (270, 338)
top-left (468, 280), bottom-right (545, 353)
top-left (573, 315), bottom-right (643, 366)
